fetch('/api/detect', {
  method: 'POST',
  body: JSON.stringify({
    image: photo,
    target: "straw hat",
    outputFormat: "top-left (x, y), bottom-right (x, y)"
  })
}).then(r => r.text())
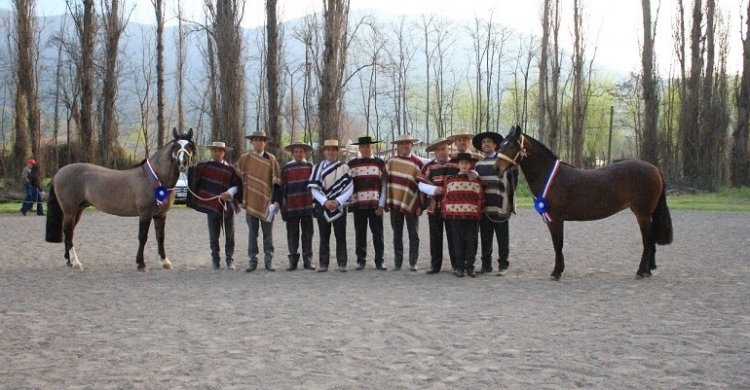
top-left (284, 140), bottom-right (313, 153)
top-left (351, 135), bottom-right (382, 145)
top-left (425, 137), bottom-right (452, 153)
top-left (320, 139), bottom-right (343, 150)
top-left (390, 134), bottom-right (421, 145)
top-left (245, 131), bottom-right (271, 141)
top-left (447, 130), bottom-right (473, 142)
top-left (472, 131), bottom-right (504, 151)
top-left (204, 141), bottom-right (233, 151)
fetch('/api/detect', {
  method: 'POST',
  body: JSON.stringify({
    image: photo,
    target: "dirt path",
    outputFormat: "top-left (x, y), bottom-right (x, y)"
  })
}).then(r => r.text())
top-left (1, 208), bottom-right (748, 389)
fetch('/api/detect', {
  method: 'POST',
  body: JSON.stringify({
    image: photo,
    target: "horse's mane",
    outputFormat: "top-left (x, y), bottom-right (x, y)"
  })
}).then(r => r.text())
top-left (523, 132), bottom-right (576, 168)
top-left (133, 159), bottom-right (147, 168)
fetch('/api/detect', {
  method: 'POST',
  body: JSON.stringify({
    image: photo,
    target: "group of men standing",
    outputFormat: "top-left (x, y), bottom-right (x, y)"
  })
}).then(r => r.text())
top-left (187, 130), bottom-right (517, 278)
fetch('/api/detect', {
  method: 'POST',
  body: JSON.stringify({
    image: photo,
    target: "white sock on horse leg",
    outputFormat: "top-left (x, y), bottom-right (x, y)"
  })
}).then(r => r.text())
top-left (162, 257), bottom-right (173, 270)
top-left (70, 247), bottom-right (83, 270)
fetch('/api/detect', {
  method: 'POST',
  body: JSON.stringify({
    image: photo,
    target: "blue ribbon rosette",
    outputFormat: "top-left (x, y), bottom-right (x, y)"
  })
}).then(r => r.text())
top-left (154, 186), bottom-right (169, 203)
top-left (534, 197), bottom-right (550, 214)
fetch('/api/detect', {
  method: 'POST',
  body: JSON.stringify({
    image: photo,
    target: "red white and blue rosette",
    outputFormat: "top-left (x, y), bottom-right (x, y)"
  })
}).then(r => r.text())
top-left (534, 159), bottom-right (560, 224)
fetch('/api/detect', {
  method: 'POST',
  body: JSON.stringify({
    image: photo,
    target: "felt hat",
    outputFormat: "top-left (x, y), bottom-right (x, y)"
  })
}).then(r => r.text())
top-left (455, 152), bottom-right (478, 162)
top-left (425, 137), bottom-right (452, 153)
top-left (204, 141), bottom-right (233, 151)
top-left (245, 131), bottom-right (271, 141)
top-left (351, 135), bottom-right (382, 145)
top-left (284, 140), bottom-right (313, 153)
top-left (390, 134), bottom-right (421, 145)
top-left (472, 131), bottom-right (505, 151)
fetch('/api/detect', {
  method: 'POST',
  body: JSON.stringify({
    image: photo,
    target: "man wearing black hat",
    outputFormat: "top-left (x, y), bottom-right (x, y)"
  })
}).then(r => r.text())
top-left (473, 131), bottom-right (517, 275)
top-left (348, 136), bottom-right (387, 270)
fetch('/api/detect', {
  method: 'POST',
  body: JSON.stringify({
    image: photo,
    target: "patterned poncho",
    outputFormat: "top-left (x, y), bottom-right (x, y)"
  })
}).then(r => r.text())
top-left (417, 158), bottom-right (457, 216)
top-left (187, 160), bottom-right (242, 215)
top-left (475, 154), bottom-right (514, 221)
top-left (348, 157), bottom-right (386, 211)
top-left (236, 151), bottom-right (281, 220)
top-left (280, 160), bottom-right (314, 219)
top-left (442, 173), bottom-right (485, 220)
top-left (308, 160), bottom-right (353, 222)
top-left (386, 154), bottom-right (424, 216)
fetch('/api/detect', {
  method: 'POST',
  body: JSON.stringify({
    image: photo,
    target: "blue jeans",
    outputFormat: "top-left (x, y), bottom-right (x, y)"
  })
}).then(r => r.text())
top-left (246, 213), bottom-right (274, 266)
top-left (20, 183), bottom-right (43, 215)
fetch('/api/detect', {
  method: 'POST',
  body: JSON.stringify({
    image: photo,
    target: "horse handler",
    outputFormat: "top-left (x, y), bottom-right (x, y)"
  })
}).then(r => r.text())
top-left (187, 141), bottom-right (243, 270)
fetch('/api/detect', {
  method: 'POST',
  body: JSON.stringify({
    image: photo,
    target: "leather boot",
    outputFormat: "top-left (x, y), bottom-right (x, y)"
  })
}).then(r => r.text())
top-left (302, 256), bottom-right (316, 270)
top-left (286, 255), bottom-right (299, 271)
top-left (265, 260), bottom-right (276, 272)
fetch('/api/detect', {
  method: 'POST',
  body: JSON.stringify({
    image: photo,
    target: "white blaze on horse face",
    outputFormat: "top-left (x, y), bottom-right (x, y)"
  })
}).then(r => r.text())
top-left (174, 140), bottom-right (192, 172)
top-left (70, 247), bottom-right (83, 270)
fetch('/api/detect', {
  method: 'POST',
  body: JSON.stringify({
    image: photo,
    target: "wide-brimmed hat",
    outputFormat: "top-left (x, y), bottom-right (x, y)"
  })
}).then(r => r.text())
top-left (320, 139), bottom-right (343, 150)
top-left (472, 131), bottom-right (504, 151)
top-left (455, 152), bottom-right (478, 162)
top-left (284, 140), bottom-right (313, 153)
top-left (351, 135), bottom-right (382, 145)
top-left (390, 134), bottom-right (421, 145)
top-left (447, 130), bottom-right (473, 142)
top-left (245, 131), bottom-right (271, 141)
top-left (425, 137), bottom-right (452, 153)
top-left (204, 141), bottom-right (233, 151)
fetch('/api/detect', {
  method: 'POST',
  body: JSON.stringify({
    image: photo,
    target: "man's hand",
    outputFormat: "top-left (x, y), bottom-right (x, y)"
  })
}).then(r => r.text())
top-left (219, 192), bottom-right (231, 201)
top-left (434, 186), bottom-right (445, 196)
top-left (324, 199), bottom-right (339, 212)
top-left (375, 207), bottom-right (384, 216)
top-left (273, 201), bottom-right (280, 211)
top-left (468, 170), bottom-right (479, 180)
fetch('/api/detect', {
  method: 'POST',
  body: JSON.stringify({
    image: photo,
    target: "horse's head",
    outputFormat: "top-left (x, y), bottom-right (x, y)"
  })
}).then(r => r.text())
top-left (171, 128), bottom-right (196, 172)
top-left (495, 125), bottom-right (527, 174)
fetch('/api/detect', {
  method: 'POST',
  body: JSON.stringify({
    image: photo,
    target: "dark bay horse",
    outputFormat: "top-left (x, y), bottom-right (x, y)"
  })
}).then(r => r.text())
top-left (494, 126), bottom-right (673, 280)
top-left (45, 129), bottom-right (196, 271)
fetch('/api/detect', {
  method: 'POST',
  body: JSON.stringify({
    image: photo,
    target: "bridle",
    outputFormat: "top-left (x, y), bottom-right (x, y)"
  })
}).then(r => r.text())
top-left (497, 134), bottom-right (527, 166)
top-left (172, 139), bottom-right (194, 172)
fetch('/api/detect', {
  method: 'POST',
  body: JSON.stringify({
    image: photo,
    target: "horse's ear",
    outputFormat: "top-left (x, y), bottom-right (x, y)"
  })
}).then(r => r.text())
top-left (512, 125), bottom-right (522, 138)
top-left (172, 127), bottom-right (178, 139)
top-left (187, 128), bottom-right (194, 140)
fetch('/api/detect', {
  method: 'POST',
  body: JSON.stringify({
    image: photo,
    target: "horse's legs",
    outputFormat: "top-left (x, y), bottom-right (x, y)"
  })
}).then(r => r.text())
top-left (136, 217), bottom-right (152, 271)
top-left (547, 221), bottom-right (565, 280)
top-left (153, 215), bottom-right (173, 270)
top-left (63, 210), bottom-right (84, 270)
top-left (635, 212), bottom-right (656, 278)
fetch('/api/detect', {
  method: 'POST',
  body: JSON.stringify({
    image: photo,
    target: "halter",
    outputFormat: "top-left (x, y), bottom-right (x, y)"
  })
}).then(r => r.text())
top-left (173, 139), bottom-right (194, 171)
top-left (497, 134), bottom-right (527, 166)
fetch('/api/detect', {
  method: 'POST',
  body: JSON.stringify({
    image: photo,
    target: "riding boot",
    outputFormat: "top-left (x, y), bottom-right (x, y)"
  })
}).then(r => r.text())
top-left (302, 256), bottom-right (316, 270)
top-left (286, 255), bottom-right (299, 271)
top-left (265, 260), bottom-right (276, 272)
top-left (246, 260), bottom-right (258, 272)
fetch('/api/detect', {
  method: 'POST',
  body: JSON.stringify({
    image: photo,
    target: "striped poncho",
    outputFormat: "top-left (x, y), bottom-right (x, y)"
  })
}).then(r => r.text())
top-left (385, 154), bottom-right (424, 216)
top-left (475, 154), bottom-right (513, 221)
top-left (280, 160), bottom-right (314, 219)
top-left (442, 173), bottom-right (485, 220)
top-left (348, 157), bottom-right (386, 211)
top-left (308, 160), bottom-right (353, 222)
top-left (187, 160), bottom-right (242, 215)
top-left (417, 158), bottom-right (456, 215)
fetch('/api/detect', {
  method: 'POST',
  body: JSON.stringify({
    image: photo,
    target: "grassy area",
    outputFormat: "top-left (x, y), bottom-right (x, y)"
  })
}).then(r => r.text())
top-left (1, 187), bottom-right (748, 214)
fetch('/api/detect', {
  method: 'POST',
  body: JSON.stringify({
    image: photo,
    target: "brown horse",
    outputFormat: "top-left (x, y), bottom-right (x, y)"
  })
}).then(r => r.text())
top-left (494, 126), bottom-right (673, 280)
top-left (45, 129), bottom-right (196, 271)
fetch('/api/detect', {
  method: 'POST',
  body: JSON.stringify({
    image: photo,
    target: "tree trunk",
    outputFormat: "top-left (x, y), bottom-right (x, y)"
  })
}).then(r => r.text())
top-left (680, 0), bottom-right (703, 186)
top-left (538, 0), bottom-right (550, 142)
top-left (640, 0), bottom-right (659, 165)
top-left (79, 0), bottom-right (95, 163)
top-left (318, 0), bottom-right (350, 146)
top-left (571, 0), bottom-right (586, 167)
top-left (176, 1), bottom-right (185, 133)
top-left (100, 0), bottom-right (124, 168)
top-left (547, 0), bottom-right (561, 153)
top-left (153, 0), bottom-right (165, 148)
top-left (214, 0), bottom-right (245, 160)
top-left (731, 1), bottom-right (750, 186)
top-left (266, 0), bottom-right (281, 156)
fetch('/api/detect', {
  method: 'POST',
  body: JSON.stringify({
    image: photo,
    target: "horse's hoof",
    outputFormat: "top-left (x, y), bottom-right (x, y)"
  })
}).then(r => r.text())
top-left (137, 265), bottom-right (147, 272)
top-left (163, 263), bottom-right (172, 270)
top-left (635, 273), bottom-right (645, 279)
top-left (550, 274), bottom-right (561, 281)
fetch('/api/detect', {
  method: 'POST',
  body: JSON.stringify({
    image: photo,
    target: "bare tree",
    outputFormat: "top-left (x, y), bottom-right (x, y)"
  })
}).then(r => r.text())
top-left (132, 24), bottom-right (156, 157)
top-left (266, 0), bottom-right (281, 156)
top-left (151, 0), bottom-right (165, 147)
top-left (640, 0), bottom-right (660, 165)
top-left (99, 0), bottom-right (127, 167)
top-left (385, 15), bottom-right (415, 137)
top-left (67, 0), bottom-right (96, 163)
top-left (679, 0), bottom-right (703, 186)
top-left (570, 0), bottom-right (587, 167)
top-left (175, 0), bottom-right (186, 133)
top-left (12, 0), bottom-right (40, 176)
top-left (732, 0), bottom-right (750, 186)
top-left (547, 0), bottom-right (562, 153)
top-left (318, 0), bottom-right (350, 143)
top-left (538, 0), bottom-right (550, 141)
top-left (431, 17), bottom-right (455, 139)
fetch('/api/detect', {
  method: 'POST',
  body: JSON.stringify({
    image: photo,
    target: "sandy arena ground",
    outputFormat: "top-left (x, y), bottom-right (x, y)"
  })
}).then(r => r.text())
top-left (1, 207), bottom-right (748, 389)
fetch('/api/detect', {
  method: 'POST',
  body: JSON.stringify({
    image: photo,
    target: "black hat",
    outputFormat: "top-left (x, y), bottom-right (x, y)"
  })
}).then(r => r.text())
top-left (351, 136), bottom-right (382, 145)
top-left (472, 131), bottom-right (504, 151)
top-left (455, 152), bottom-right (476, 162)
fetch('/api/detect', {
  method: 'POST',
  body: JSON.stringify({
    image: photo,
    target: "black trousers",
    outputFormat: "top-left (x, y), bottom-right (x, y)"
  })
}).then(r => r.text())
top-left (390, 209), bottom-right (419, 267)
top-left (479, 215), bottom-right (510, 271)
top-left (316, 207), bottom-right (348, 268)
top-left (449, 218), bottom-right (478, 272)
top-left (353, 208), bottom-right (384, 265)
top-left (207, 210), bottom-right (235, 264)
top-left (428, 213), bottom-right (456, 271)
top-left (286, 215), bottom-right (314, 264)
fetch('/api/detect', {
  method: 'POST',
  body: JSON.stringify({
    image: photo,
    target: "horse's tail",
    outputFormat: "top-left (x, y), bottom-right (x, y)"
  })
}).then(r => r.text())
top-left (652, 173), bottom-right (673, 245)
top-left (45, 183), bottom-right (64, 243)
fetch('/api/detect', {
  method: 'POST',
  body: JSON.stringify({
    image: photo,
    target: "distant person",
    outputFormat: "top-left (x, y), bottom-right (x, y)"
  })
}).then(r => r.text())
top-left (348, 135), bottom-right (387, 271)
top-left (20, 159), bottom-right (44, 216)
top-left (385, 134), bottom-right (424, 271)
top-left (237, 131), bottom-right (282, 272)
top-left (187, 141), bottom-right (242, 270)
top-left (308, 139), bottom-right (353, 272)
top-left (280, 140), bottom-right (316, 271)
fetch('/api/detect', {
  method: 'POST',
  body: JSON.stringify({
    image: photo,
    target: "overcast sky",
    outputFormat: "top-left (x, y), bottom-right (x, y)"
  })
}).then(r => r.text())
top-left (0, 0), bottom-right (745, 75)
